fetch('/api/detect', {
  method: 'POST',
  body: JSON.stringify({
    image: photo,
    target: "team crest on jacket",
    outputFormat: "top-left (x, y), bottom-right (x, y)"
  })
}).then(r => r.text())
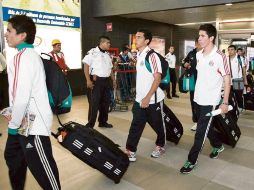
top-left (209, 60), bottom-right (214, 66)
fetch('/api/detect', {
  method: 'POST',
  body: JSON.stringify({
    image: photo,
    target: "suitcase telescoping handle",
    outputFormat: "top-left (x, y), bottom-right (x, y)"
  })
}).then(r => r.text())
top-left (51, 131), bottom-right (58, 139)
top-left (51, 114), bottom-right (64, 139)
top-left (206, 105), bottom-right (233, 116)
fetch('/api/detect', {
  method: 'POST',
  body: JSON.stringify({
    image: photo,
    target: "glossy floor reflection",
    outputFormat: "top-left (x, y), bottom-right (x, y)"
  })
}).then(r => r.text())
top-left (1, 94), bottom-right (254, 190)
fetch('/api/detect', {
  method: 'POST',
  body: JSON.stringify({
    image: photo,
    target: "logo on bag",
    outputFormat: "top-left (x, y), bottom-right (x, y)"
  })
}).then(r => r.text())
top-left (26, 143), bottom-right (34, 149)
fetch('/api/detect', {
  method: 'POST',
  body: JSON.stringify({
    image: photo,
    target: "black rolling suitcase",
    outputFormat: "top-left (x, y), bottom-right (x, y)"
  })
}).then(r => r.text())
top-left (243, 87), bottom-right (254, 111)
top-left (213, 112), bottom-right (241, 148)
top-left (228, 92), bottom-right (240, 122)
top-left (52, 121), bottom-right (129, 184)
top-left (156, 103), bottom-right (183, 144)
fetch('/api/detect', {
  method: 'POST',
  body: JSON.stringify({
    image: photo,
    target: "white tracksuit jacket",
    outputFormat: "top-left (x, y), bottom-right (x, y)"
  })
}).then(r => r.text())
top-left (8, 47), bottom-right (53, 136)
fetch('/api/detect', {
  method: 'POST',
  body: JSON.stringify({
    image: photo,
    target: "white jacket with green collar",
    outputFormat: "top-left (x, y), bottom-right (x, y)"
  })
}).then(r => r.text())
top-left (7, 43), bottom-right (53, 136)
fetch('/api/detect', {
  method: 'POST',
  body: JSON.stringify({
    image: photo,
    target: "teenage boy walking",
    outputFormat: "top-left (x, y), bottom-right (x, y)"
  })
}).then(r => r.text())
top-left (180, 24), bottom-right (231, 174)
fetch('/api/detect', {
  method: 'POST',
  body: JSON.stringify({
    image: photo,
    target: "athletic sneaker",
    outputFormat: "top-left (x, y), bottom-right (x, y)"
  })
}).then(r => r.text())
top-left (191, 123), bottom-right (197, 131)
top-left (180, 160), bottom-right (197, 174)
top-left (151, 146), bottom-right (165, 158)
top-left (210, 145), bottom-right (224, 159)
top-left (126, 149), bottom-right (136, 162)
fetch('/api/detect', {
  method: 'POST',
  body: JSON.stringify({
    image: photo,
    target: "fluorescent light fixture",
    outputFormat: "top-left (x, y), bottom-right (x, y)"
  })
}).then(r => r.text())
top-left (232, 41), bottom-right (248, 45)
top-left (219, 19), bottom-right (254, 23)
top-left (225, 3), bottom-right (233, 6)
top-left (175, 21), bottom-right (216, 26)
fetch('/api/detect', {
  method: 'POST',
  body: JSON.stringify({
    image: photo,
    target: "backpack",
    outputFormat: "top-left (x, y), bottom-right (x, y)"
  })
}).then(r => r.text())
top-left (145, 49), bottom-right (170, 90)
top-left (41, 53), bottom-right (72, 114)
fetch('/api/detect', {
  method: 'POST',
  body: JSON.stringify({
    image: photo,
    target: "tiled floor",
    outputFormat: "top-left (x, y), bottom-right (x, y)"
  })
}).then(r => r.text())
top-left (0, 94), bottom-right (254, 190)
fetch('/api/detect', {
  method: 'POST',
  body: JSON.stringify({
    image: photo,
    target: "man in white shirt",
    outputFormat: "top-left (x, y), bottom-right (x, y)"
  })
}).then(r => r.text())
top-left (180, 24), bottom-right (231, 174)
top-left (228, 45), bottom-right (248, 109)
top-left (165, 45), bottom-right (179, 98)
top-left (83, 36), bottom-right (116, 128)
top-left (125, 29), bottom-right (166, 162)
top-left (4, 15), bottom-right (60, 190)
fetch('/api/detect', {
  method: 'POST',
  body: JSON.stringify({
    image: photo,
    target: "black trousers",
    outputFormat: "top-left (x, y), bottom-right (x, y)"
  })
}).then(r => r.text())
top-left (166, 68), bottom-right (177, 96)
top-left (4, 135), bottom-right (61, 190)
top-left (189, 91), bottom-right (198, 123)
top-left (87, 77), bottom-right (111, 128)
top-left (188, 104), bottom-right (222, 164)
top-left (126, 101), bottom-right (166, 152)
top-left (232, 88), bottom-right (244, 109)
top-left (189, 73), bottom-right (198, 123)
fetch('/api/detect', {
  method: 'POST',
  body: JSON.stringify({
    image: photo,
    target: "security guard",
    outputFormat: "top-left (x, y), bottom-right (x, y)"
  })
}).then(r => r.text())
top-left (82, 36), bottom-right (116, 128)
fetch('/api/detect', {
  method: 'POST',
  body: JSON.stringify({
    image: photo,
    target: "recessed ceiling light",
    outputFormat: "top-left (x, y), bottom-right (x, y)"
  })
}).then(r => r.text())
top-left (225, 3), bottom-right (233, 6)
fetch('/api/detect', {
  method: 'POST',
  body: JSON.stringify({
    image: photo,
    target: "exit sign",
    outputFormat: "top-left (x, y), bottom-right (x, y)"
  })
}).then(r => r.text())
top-left (106, 23), bottom-right (112, 32)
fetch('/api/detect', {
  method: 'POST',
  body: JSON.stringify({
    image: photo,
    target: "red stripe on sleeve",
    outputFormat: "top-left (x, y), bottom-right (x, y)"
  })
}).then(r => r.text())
top-left (12, 49), bottom-right (26, 101)
top-left (150, 53), bottom-right (158, 73)
top-left (217, 50), bottom-right (230, 75)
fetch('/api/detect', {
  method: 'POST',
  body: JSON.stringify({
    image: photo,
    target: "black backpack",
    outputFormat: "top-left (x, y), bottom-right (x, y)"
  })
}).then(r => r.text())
top-left (145, 49), bottom-right (170, 90)
top-left (41, 53), bottom-right (72, 114)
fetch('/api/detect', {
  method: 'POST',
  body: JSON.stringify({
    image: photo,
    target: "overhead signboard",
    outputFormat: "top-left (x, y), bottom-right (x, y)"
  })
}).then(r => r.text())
top-left (2, 1), bottom-right (82, 69)
top-left (2, 7), bottom-right (80, 28)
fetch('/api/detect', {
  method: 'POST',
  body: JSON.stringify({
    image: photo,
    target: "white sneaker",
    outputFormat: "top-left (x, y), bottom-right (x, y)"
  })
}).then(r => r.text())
top-left (126, 149), bottom-right (136, 162)
top-left (191, 123), bottom-right (197, 131)
top-left (151, 146), bottom-right (165, 158)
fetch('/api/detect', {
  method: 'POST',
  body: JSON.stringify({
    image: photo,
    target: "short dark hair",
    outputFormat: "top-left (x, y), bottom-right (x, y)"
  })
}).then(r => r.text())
top-left (121, 46), bottom-right (129, 52)
top-left (8, 15), bottom-right (36, 44)
top-left (137, 29), bottom-right (152, 45)
top-left (237, 48), bottom-right (243, 52)
top-left (199, 24), bottom-right (217, 44)
top-left (228, 45), bottom-right (236, 50)
top-left (98, 35), bottom-right (110, 44)
top-left (169, 45), bottom-right (174, 49)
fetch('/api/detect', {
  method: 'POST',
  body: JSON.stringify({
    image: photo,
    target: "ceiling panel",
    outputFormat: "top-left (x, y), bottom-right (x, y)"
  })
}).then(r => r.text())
top-left (120, 2), bottom-right (254, 28)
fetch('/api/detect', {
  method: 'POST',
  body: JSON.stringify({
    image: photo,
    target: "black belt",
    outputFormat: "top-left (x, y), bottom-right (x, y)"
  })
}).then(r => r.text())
top-left (90, 75), bottom-right (110, 81)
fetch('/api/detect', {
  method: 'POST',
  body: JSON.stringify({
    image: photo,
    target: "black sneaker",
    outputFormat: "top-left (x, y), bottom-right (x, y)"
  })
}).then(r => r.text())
top-left (172, 94), bottom-right (179, 98)
top-left (180, 160), bottom-right (197, 174)
top-left (210, 145), bottom-right (224, 159)
top-left (98, 123), bottom-right (113, 128)
top-left (167, 95), bottom-right (172, 99)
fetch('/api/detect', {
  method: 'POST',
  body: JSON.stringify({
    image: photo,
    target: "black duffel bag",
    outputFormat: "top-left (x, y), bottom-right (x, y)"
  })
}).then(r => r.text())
top-left (156, 103), bottom-right (184, 144)
top-left (52, 121), bottom-right (129, 184)
top-left (213, 108), bottom-right (241, 148)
